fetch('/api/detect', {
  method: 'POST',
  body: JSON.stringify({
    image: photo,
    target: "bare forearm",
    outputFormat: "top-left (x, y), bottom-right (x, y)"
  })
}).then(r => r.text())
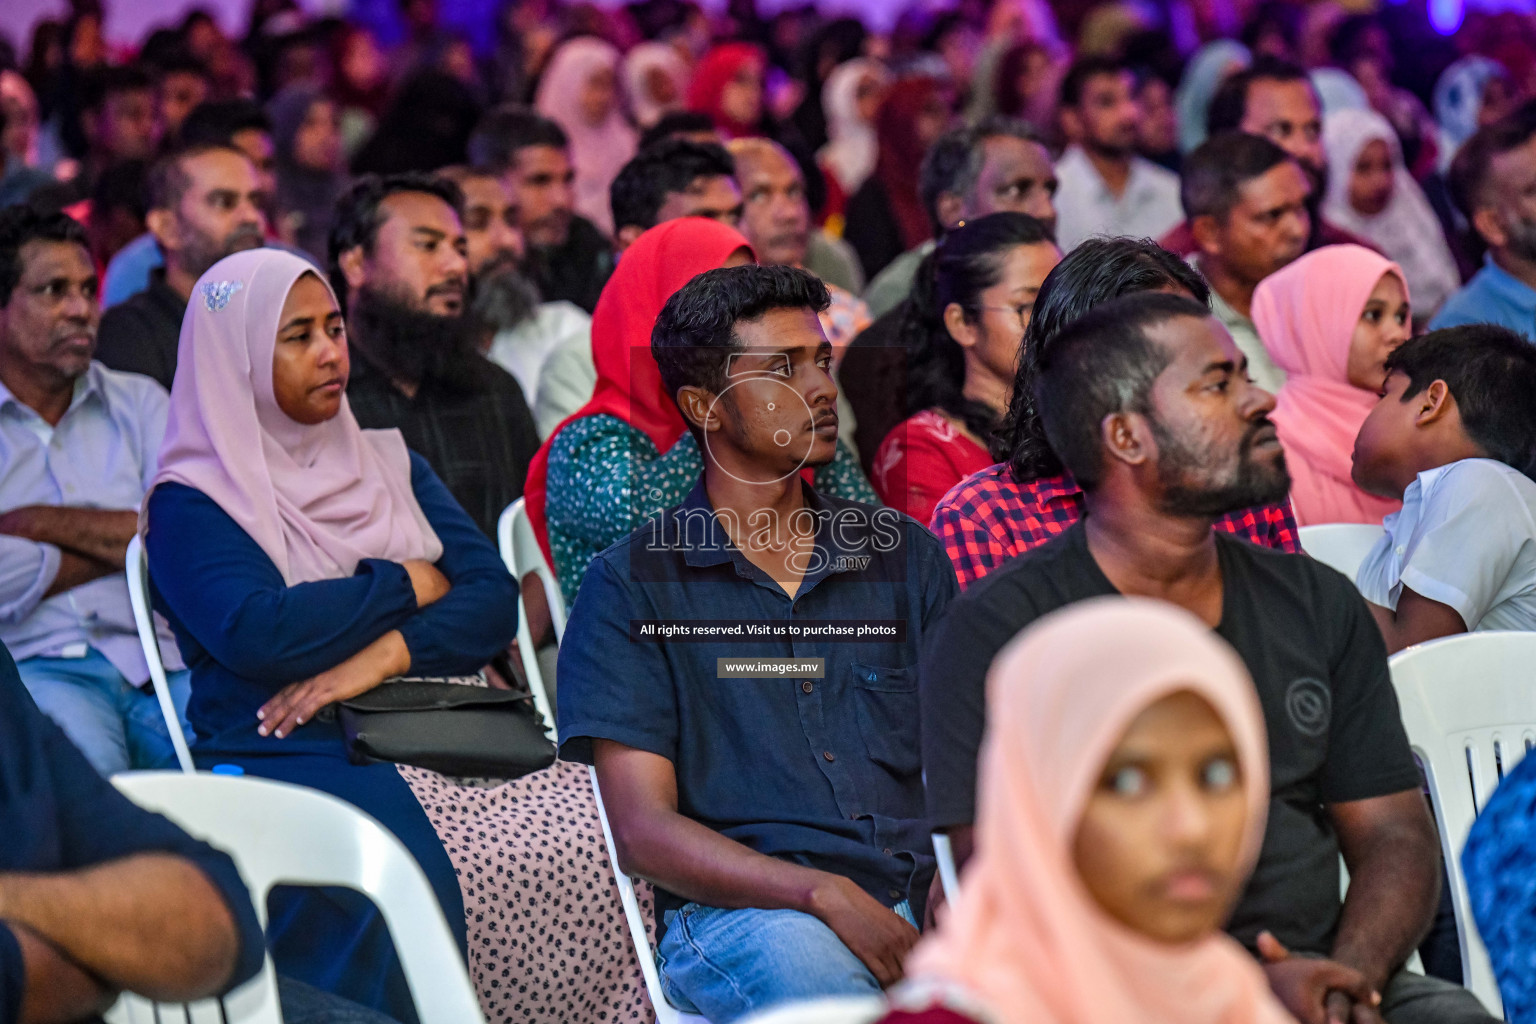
top-left (1367, 592), bottom-right (1466, 655)
top-left (10, 925), bottom-right (115, 1024)
top-left (610, 806), bottom-right (839, 914)
top-left (1332, 828), bottom-right (1440, 988)
top-left (42, 551), bottom-right (117, 597)
top-left (0, 508), bottom-right (138, 568)
top-left (0, 856), bottom-right (239, 1000)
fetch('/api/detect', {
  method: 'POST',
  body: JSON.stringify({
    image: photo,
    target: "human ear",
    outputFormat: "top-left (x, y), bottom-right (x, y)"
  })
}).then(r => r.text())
top-left (1101, 411), bottom-right (1149, 468)
top-left (1059, 107), bottom-right (1083, 144)
top-left (934, 193), bottom-right (965, 232)
top-left (1472, 207), bottom-right (1507, 250)
top-left (337, 246), bottom-right (368, 293)
top-left (1190, 214), bottom-right (1222, 258)
top-left (943, 302), bottom-right (978, 350)
top-left (145, 208), bottom-right (179, 251)
top-left (616, 225), bottom-right (643, 252)
top-left (1413, 379), bottom-right (1454, 427)
top-left (676, 385), bottom-right (720, 434)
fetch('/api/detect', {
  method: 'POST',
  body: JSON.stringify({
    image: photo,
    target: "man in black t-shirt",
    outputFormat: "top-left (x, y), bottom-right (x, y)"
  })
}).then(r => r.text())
top-left (920, 293), bottom-right (1494, 1024)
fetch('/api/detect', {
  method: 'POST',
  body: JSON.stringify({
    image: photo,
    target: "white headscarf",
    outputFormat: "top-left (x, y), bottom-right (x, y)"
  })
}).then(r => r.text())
top-left (1323, 108), bottom-right (1460, 317)
top-left (817, 59), bottom-right (888, 196)
top-left (623, 41), bottom-right (690, 130)
top-left (535, 37), bottom-right (638, 238)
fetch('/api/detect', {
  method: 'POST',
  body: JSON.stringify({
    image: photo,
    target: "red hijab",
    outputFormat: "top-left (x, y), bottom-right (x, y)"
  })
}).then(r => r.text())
top-left (875, 77), bottom-right (943, 252)
top-left (687, 42), bottom-right (766, 138)
top-left (524, 218), bottom-right (754, 559)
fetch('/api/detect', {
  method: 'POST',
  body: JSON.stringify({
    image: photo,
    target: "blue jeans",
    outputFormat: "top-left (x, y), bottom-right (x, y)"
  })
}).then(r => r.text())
top-left (18, 649), bottom-right (191, 775)
top-left (277, 976), bottom-right (404, 1024)
top-left (656, 900), bottom-right (915, 1023)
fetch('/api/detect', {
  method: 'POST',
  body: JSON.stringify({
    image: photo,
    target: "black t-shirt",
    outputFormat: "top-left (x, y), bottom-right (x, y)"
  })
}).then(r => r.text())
top-left (919, 519), bottom-right (1421, 956)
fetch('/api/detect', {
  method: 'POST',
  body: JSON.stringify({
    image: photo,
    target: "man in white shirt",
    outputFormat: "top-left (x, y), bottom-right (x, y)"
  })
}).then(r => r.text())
top-left (0, 206), bottom-right (188, 775)
top-left (1053, 56), bottom-right (1183, 252)
top-left (1181, 132), bottom-right (1312, 394)
top-left (1352, 324), bottom-right (1536, 653)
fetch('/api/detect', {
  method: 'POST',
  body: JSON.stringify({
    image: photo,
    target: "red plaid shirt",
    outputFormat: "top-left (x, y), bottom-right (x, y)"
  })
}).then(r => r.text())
top-left (930, 463), bottom-right (1301, 589)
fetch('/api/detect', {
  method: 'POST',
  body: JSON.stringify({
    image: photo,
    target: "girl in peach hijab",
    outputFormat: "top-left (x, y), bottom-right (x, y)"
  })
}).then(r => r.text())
top-left (1251, 244), bottom-right (1412, 527)
top-left (882, 597), bottom-right (1298, 1024)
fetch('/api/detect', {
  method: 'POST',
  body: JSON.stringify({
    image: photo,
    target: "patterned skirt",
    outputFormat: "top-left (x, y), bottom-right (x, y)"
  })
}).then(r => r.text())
top-left (400, 759), bottom-right (657, 1024)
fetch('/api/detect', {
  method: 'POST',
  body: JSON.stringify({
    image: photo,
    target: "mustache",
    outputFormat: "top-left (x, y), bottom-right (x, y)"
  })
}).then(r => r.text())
top-left (1240, 415), bottom-right (1277, 453)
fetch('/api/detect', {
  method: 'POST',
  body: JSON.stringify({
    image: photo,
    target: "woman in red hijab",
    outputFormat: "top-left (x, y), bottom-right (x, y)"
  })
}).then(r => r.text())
top-left (843, 76), bottom-right (953, 281)
top-left (687, 42), bottom-right (768, 139)
top-left (525, 217), bottom-right (877, 602)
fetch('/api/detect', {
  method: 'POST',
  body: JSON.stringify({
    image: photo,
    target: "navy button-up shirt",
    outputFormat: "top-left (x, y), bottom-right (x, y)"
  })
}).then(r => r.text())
top-left (558, 477), bottom-right (956, 912)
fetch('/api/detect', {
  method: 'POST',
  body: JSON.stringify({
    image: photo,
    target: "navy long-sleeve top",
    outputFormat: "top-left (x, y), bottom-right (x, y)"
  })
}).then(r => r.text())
top-left (0, 643), bottom-right (266, 1024)
top-left (145, 451), bottom-right (519, 756)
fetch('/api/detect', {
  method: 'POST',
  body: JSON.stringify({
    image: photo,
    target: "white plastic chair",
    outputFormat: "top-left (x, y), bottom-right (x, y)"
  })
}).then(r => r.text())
top-left (589, 766), bottom-right (709, 1024)
top-left (125, 534), bottom-right (194, 773)
top-left (735, 996), bottom-right (887, 1024)
top-left (931, 832), bottom-right (961, 905)
top-left (107, 770), bottom-right (486, 1024)
top-left (1388, 633), bottom-right (1536, 1018)
top-left (1297, 523), bottom-right (1384, 585)
top-left (497, 498), bottom-right (563, 740)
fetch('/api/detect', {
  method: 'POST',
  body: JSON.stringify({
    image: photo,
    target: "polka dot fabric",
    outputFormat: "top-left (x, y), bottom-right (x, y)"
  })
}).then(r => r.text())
top-left (399, 760), bottom-right (657, 1024)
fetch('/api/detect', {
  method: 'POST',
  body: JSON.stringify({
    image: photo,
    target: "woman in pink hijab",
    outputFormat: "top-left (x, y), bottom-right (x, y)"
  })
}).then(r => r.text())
top-left (880, 597), bottom-right (1303, 1024)
top-left (535, 36), bottom-right (638, 238)
top-left (1251, 244), bottom-right (1413, 527)
top-left (144, 248), bottom-right (654, 1024)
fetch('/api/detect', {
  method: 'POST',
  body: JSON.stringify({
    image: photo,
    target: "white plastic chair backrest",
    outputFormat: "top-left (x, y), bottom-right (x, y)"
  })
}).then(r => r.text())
top-left (124, 535), bottom-right (194, 773)
top-left (931, 833), bottom-right (961, 907)
top-left (497, 499), bottom-right (560, 740)
top-left (735, 996), bottom-right (887, 1024)
top-left (1298, 523), bottom-right (1383, 584)
top-left (110, 771), bottom-right (486, 1024)
top-left (1389, 633), bottom-right (1536, 1018)
top-left (588, 766), bottom-right (708, 1024)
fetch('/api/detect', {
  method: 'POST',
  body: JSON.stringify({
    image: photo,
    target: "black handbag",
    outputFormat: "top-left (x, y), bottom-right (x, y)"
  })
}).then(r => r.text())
top-left (337, 678), bottom-right (556, 778)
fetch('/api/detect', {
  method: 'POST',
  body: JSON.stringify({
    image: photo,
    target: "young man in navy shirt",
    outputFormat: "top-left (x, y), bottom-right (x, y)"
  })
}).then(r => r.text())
top-left (558, 265), bottom-right (954, 1022)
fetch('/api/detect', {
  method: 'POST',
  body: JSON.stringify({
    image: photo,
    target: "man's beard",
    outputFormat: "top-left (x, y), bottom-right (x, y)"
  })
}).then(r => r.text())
top-left (1504, 212), bottom-right (1536, 263)
top-left (1151, 414), bottom-right (1291, 517)
top-left (468, 253), bottom-right (541, 340)
top-left (352, 286), bottom-right (486, 394)
top-left (180, 221), bottom-right (265, 279)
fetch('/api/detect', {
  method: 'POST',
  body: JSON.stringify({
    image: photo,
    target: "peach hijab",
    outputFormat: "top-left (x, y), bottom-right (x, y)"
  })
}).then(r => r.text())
top-left (1250, 245), bottom-right (1406, 527)
top-left (905, 598), bottom-right (1292, 1024)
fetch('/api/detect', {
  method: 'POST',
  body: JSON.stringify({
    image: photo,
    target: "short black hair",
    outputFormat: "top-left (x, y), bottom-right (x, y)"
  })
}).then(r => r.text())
top-left (1207, 57), bottom-right (1313, 137)
top-left (1035, 292), bottom-right (1211, 489)
top-left (92, 157), bottom-right (149, 221)
top-left (1328, 14), bottom-right (1383, 68)
top-left (611, 139), bottom-right (736, 234)
top-left (79, 64), bottom-right (155, 113)
top-left (327, 173), bottom-right (465, 304)
top-left (1181, 131), bottom-right (1296, 222)
top-left (467, 105), bottom-right (568, 173)
top-left (1001, 237), bottom-right (1210, 480)
top-left (146, 142), bottom-right (249, 213)
top-left (149, 48), bottom-right (210, 82)
top-left (919, 116), bottom-right (1043, 233)
top-left (652, 264), bottom-right (830, 406)
top-left (1384, 325), bottom-right (1536, 477)
top-left (178, 99), bottom-right (272, 147)
top-left (1059, 55), bottom-right (1129, 110)
top-left (639, 110), bottom-right (717, 151)
top-left (0, 206), bottom-right (89, 307)
top-left (1449, 101), bottom-right (1536, 222)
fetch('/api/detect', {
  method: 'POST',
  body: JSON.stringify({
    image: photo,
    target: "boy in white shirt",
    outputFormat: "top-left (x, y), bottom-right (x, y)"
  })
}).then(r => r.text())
top-left (1351, 324), bottom-right (1536, 652)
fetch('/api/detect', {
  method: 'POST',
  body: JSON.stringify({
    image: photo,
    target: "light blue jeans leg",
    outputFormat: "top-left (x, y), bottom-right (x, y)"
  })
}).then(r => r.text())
top-left (17, 652), bottom-right (192, 774)
top-left (19, 654), bottom-right (132, 775)
top-left (655, 900), bottom-right (913, 1023)
top-left (125, 668), bottom-right (192, 769)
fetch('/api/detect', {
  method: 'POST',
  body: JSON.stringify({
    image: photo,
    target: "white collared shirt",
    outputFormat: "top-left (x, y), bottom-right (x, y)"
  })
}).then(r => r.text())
top-left (1052, 145), bottom-right (1184, 252)
top-left (0, 362), bottom-right (183, 682)
top-left (1357, 458), bottom-right (1536, 632)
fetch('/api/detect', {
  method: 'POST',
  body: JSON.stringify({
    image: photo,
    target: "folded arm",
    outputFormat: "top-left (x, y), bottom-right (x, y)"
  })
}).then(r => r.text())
top-left (6, 923), bottom-right (115, 1024)
top-left (1366, 588), bottom-right (1467, 655)
top-left (0, 507), bottom-right (138, 569)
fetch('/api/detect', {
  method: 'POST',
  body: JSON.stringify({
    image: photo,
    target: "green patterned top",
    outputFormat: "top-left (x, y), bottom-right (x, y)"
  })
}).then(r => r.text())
top-left (546, 414), bottom-right (879, 605)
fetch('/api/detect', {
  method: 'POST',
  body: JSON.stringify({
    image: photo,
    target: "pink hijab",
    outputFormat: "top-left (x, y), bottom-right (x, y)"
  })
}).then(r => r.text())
top-left (906, 597), bottom-right (1291, 1024)
top-left (149, 248), bottom-right (442, 585)
top-left (535, 37), bottom-right (638, 238)
top-left (1250, 245), bottom-right (1405, 527)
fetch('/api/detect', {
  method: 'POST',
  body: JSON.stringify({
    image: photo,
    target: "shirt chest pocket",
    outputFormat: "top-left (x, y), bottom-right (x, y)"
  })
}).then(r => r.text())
top-left (851, 663), bottom-right (921, 778)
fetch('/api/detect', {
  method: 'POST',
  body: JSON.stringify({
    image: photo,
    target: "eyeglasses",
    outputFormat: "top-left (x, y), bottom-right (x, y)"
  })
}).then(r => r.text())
top-left (978, 304), bottom-right (1034, 332)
